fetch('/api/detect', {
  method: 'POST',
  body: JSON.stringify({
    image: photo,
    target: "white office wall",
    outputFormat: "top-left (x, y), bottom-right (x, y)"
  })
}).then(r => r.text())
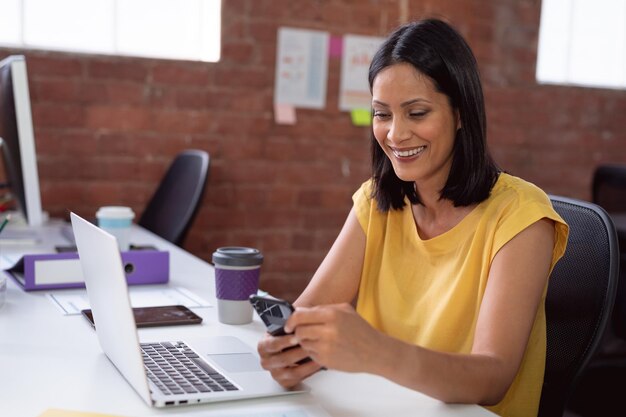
top-left (537, 0), bottom-right (626, 89)
top-left (0, 0), bottom-right (221, 62)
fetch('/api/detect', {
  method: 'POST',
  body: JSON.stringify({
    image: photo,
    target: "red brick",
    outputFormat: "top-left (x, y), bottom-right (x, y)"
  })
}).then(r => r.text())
top-left (245, 208), bottom-right (301, 229)
top-left (221, 41), bottom-right (256, 65)
top-left (221, 15), bottom-right (248, 39)
top-left (206, 184), bottom-right (237, 207)
top-left (32, 78), bottom-right (80, 102)
top-left (214, 67), bottom-right (272, 90)
top-left (291, 232), bottom-right (314, 251)
top-left (221, 135), bottom-right (264, 160)
top-left (152, 63), bottom-right (213, 86)
top-left (105, 82), bottom-right (146, 105)
top-left (267, 252), bottom-right (323, 273)
top-left (85, 105), bottom-right (151, 131)
top-left (87, 59), bottom-right (148, 82)
top-left (82, 182), bottom-right (126, 206)
top-left (33, 103), bottom-right (85, 128)
top-left (214, 114), bottom-right (271, 136)
top-left (222, 0), bottom-right (251, 21)
top-left (230, 185), bottom-right (267, 206)
top-left (39, 181), bottom-right (84, 207)
top-left (247, 21), bottom-right (278, 44)
top-left (152, 109), bottom-right (211, 134)
top-left (259, 231), bottom-right (293, 251)
top-left (226, 91), bottom-right (271, 112)
top-left (266, 186), bottom-right (297, 206)
top-left (204, 207), bottom-right (248, 230)
top-left (173, 89), bottom-right (212, 109)
top-left (27, 55), bottom-right (83, 77)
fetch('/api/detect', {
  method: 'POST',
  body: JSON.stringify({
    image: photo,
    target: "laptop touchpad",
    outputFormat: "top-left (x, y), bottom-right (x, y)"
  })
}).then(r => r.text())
top-left (209, 353), bottom-right (263, 373)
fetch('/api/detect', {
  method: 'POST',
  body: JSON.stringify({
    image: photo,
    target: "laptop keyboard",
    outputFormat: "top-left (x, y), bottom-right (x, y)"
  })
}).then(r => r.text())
top-left (141, 341), bottom-right (239, 395)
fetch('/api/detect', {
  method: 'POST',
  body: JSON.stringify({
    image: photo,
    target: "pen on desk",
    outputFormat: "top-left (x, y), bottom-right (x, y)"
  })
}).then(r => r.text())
top-left (0, 214), bottom-right (10, 234)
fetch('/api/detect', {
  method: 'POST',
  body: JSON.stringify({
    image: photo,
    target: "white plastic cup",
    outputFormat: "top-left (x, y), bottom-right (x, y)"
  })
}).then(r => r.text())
top-left (96, 206), bottom-right (135, 251)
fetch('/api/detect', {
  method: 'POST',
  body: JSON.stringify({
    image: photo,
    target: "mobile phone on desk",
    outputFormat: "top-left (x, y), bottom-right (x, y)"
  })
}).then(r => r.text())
top-left (81, 305), bottom-right (203, 329)
top-left (249, 295), bottom-right (313, 365)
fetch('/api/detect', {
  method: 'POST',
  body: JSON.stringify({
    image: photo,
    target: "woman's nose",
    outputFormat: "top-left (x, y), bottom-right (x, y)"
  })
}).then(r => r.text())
top-left (387, 117), bottom-right (411, 144)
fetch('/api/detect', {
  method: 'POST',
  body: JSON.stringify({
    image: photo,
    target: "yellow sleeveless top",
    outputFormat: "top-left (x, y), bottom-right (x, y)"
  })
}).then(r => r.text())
top-left (353, 173), bottom-right (568, 417)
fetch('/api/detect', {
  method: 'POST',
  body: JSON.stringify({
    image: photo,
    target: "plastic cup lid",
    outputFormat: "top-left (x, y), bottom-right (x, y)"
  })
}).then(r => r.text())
top-left (212, 247), bottom-right (263, 267)
top-left (96, 206), bottom-right (135, 219)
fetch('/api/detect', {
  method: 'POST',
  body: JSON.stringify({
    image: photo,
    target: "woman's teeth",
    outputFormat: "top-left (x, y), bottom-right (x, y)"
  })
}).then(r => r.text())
top-left (393, 146), bottom-right (426, 157)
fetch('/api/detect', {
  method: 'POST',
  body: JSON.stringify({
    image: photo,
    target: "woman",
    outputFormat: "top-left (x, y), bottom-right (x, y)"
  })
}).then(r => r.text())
top-left (258, 18), bottom-right (568, 417)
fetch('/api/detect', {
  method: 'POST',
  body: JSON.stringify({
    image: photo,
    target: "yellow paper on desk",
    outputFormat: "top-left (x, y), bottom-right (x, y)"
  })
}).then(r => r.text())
top-left (38, 409), bottom-right (128, 417)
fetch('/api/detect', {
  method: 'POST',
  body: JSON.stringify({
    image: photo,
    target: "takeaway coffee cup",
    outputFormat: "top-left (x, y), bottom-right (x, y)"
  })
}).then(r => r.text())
top-left (212, 247), bottom-right (264, 325)
top-left (96, 206), bottom-right (135, 251)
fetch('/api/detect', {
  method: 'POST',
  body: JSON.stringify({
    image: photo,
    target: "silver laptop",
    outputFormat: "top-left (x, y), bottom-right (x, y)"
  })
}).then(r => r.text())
top-left (70, 212), bottom-right (304, 407)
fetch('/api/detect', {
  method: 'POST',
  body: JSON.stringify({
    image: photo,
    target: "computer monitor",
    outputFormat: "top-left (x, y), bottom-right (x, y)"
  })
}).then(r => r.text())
top-left (0, 55), bottom-right (44, 227)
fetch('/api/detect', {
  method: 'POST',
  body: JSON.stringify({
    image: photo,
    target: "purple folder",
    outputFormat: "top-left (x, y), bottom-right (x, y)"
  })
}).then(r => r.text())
top-left (4, 250), bottom-right (169, 291)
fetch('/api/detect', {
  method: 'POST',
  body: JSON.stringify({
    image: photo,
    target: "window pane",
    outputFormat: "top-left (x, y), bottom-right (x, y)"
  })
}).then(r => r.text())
top-left (2, 0), bottom-right (221, 63)
top-left (0, 0), bottom-right (21, 45)
top-left (569, 0), bottom-right (626, 88)
top-left (117, 0), bottom-right (203, 61)
top-left (536, 0), bottom-right (572, 84)
top-left (538, 0), bottom-right (626, 89)
top-left (23, 0), bottom-right (114, 53)
top-left (200, 0), bottom-right (221, 62)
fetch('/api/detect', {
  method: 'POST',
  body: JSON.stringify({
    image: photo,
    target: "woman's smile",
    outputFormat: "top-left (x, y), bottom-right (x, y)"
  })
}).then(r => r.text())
top-left (390, 145), bottom-right (427, 161)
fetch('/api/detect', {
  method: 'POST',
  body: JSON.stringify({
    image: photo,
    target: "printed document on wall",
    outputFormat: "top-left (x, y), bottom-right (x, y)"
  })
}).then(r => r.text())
top-left (339, 34), bottom-right (384, 111)
top-left (274, 27), bottom-right (329, 109)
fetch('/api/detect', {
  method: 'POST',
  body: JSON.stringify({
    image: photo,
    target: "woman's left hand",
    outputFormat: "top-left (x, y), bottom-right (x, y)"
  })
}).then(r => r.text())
top-left (284, 303), bottom-right (385, 373)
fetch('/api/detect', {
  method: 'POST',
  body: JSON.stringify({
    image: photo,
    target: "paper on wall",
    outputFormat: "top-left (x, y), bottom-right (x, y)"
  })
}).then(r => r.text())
top-left (274, 27), bottom-right (329, 109)
top-left (339, 34), bottom-right (385, 111)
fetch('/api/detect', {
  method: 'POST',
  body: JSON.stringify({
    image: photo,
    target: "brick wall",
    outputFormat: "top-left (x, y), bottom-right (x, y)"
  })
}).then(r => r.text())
top-left (1, 0), bottom-right (625, 300)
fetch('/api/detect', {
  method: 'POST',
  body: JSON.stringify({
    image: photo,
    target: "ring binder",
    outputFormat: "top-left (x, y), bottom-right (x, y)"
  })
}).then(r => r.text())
top-left (4, 250), bottom-right (169, 291)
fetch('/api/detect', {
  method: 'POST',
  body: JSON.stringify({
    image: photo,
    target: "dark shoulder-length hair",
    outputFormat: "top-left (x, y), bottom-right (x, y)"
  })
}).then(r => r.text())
top-left (368, 18), bottom-right (499, 211)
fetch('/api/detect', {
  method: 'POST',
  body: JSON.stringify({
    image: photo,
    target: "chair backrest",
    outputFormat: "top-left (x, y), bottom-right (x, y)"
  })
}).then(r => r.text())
top-left (538, 196), bottom-right (619, 417)
top-left (592, 164), bottom-right (626, 213)
top-left (591, 164), bottom-right (626, 339)
top-left (138, 150), bottom-right (209, 247)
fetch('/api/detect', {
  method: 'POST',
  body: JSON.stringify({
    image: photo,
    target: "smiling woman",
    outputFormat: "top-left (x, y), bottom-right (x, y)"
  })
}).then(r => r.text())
top-left (371, 63), bottom-right (459, 191)
top-left (256, 18), bottom-right (569, 417)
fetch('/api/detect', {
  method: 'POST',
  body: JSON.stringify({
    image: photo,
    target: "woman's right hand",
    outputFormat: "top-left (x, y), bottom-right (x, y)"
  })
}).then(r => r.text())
top-left (257, 333), bottom-right (322, 388)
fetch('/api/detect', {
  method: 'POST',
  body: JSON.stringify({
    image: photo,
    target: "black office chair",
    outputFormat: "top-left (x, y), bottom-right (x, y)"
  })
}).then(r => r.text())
top-left (537, 196), bottom-right (619, 417)
top-left (592, 164), bottom-right (626, 213)
top-left (591, 164), bottom-right (626, 338)
top-left (558, 166), bottom-right (626, 417)
top-left (138, 150), bottom-right (209, 247)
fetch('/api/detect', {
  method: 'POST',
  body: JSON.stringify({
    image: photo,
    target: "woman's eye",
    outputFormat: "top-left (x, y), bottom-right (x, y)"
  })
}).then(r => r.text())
top-left (410, 111), bottom-right (427, 118)
top-left (373, 111), bottom-right (390, 119)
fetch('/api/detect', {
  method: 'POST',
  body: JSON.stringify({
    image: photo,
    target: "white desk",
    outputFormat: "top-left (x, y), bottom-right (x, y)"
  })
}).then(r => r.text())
top-left (0, 222), bottom-right (494, 417)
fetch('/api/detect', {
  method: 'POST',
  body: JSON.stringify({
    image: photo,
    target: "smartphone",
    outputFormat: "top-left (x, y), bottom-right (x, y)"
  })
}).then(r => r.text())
top-left (249, 295), bottom-right (294, 336)
top-left (81, 305), bottom-right (203, 329)
top-left (249, 295), bottom-right (313, 365)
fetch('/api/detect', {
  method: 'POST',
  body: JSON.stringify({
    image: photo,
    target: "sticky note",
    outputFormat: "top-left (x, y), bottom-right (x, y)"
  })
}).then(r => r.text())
top-left (350, 108), bottom-right (371, 126)
top-left (274, 103), bottom-right (297, 125)
top-left (329, 36), bottom-right (343, 58)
